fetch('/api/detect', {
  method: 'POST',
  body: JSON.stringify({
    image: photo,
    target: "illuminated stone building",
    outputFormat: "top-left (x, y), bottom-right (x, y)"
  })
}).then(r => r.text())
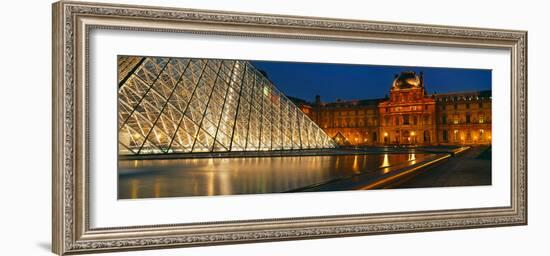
top-left (296, 71), bottom-right (491, 146)
top-left (434, 90), bottom-right (492, 145)
top-left (296, 96), bottom-right (381, 146)
top-left (378, 72), bottom-right (436, 145)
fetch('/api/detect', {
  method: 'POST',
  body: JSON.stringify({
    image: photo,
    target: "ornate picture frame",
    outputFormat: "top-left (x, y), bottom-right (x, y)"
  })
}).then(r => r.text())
top-left (52, 1), bottom-right (527, 255)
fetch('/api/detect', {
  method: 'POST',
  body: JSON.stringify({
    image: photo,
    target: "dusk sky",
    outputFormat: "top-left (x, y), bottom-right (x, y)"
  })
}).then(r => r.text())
top-left (250, 60), bottom-right (492, 103)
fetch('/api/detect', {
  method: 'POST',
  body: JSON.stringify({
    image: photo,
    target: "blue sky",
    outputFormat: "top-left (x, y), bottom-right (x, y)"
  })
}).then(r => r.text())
top-left (250, 60), bottom-right (491, 103)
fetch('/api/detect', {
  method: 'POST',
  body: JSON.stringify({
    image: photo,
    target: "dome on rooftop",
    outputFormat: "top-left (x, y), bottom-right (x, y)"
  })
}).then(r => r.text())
top-left (392, 71), bottom-right (423, 89)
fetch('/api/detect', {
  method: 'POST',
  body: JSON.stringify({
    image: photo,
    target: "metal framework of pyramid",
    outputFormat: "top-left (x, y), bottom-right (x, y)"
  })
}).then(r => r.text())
top-left (118, 56), bottom-right (336, 155)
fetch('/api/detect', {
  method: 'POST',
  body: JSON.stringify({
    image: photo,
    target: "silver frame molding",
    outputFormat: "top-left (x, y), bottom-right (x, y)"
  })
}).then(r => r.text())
top-left (52, 1), bottom-right (527, 255)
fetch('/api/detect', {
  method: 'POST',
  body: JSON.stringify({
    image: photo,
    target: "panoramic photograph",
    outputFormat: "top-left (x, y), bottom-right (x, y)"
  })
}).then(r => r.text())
top-left (117, 56), bottom-right (492, 199)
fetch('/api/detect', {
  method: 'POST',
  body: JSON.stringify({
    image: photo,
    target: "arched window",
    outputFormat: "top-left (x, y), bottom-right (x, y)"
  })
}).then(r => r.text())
top-left (424, 130), bottom-right (431, 143)
top-left (479, 129), bottom-right (485, 141)
top-left (454, 129), bottom-right (459, 142)
top-left (453, 114), bottom-right (459, 124)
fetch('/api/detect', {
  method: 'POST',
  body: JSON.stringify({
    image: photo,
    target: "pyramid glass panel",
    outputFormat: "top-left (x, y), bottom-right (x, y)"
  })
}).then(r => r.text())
top-left (118, 56), bottom-right (336, 155)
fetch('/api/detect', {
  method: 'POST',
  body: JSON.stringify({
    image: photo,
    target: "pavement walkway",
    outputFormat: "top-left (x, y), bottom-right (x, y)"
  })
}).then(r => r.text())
top-left (390, 146), bottom-right (491, 189)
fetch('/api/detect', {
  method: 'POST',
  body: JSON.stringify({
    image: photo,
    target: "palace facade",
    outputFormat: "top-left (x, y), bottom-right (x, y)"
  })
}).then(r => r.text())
top-left (294, 71), bottom-right (492, 146)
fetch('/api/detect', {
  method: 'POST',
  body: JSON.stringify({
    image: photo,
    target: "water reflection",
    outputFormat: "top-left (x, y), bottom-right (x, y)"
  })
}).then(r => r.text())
top-left (408, 153), bottom-right (416, 165)
top-left (119, 153), bottom-right (425, 199)
top-left (381, 154), bottom-right (391, 173)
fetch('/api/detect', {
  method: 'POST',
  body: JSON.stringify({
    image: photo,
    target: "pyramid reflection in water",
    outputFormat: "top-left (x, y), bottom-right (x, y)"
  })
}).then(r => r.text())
top-left (118, 56), bottom-right (336, 155)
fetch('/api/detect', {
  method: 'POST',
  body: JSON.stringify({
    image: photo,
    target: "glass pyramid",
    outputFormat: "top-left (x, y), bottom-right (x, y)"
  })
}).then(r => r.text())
top-left (118, 56), bottom-right (336, 155)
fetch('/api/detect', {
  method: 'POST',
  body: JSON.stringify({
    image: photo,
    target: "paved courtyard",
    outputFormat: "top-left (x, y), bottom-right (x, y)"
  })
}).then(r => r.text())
top-left (390, 146), bottom-right (491, 188)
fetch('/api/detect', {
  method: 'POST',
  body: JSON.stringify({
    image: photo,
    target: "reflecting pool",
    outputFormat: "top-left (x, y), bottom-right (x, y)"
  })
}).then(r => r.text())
top-left (118, 153), bottom-right (430, 199)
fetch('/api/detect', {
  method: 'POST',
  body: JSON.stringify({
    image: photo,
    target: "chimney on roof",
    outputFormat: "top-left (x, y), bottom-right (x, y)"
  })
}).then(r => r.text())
top-left (315, 95), bottom-right (321, 105)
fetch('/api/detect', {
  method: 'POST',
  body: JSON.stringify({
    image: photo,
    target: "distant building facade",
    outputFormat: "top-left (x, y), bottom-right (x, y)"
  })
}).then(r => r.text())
top-left (293, 71), bottom-right (492, 146)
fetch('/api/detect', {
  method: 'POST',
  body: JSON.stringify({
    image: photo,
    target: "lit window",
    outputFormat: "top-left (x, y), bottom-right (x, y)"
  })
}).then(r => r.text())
top-left (454, 130), bottom-right (459, 141)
